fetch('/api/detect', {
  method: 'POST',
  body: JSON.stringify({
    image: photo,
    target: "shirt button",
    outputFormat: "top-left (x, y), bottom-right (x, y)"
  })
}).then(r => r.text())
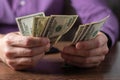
top-left (20, 0), bottom-right (26, 6)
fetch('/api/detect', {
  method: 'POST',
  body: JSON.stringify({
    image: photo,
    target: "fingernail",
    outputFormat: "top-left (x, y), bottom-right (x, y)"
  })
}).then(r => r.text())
top-left (63, 47), bottom-right (68, 53)
top-left (46, 43), bottom-right (50, 48)
top-left (44, 44), bottom-right (50, 52)
top-left (76, 43), bottom-right (81, 49)
top-left (42, 38), bottom-right (50, 44)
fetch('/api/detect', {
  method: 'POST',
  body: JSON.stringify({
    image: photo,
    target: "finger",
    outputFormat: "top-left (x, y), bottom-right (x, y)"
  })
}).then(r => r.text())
top-left (76, 32), bottom-right (108, 50)
top-left (6, 58), bottom-right (33, 67)
top-left (66, 61), bottom-right (100, 68)
top-left (9, 65), bottom-right (33, 70)
top-left (6, 54), bottom-right (44, 70)
top-left (32, 53), bottom-right (45, 65)
top-left (5, 33), bottom-right (50, 47)
top-left (5, 44), bottom-right (49, 58)
top-left (63, 42), bottom-right (109, 57)
top-left (61, 53), bottom-right (105, 64)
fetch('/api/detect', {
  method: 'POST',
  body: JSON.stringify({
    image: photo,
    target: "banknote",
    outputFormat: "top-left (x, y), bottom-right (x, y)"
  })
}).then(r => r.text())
top-left (32, 16), bottom-right (49, 37)
top-left (43, 15), bottom-right (78, 44)
top-left (16, 13), bottom-right (78, 44)
top-left (16, 11), bottom-right (109, 46)
top-left (72, 24), bottom-right (85, 43)
top-left (54, 15), bottom-right (78, 44)
top-left (83, 15), bottom-right (110, 41)
top-left (16, 12), bottom-right (45, 36)
top-left (72, 15), bottom-right (110, 43)
top-left (44, 15), bottom-right (78, 38)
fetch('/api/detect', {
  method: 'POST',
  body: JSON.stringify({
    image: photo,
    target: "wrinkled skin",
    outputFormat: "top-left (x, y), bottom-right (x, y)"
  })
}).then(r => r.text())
top-left (61, 32), bottom-right (109, 68)
top-left (0, 32), bottom-right (50, 70)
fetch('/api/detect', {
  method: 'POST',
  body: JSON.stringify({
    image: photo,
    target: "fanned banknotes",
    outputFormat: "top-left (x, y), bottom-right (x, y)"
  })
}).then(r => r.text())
top-left (16, 12), bottom-right (78, 44)
top-left (16, 12), bottom-right (45, 36)
top-left (16, 12), bottom-right (109, 45)
top-left (72, 15), bottom-right (109, 43)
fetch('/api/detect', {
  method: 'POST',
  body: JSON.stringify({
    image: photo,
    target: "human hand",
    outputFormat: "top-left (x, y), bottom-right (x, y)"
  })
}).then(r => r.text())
top-left (0, 32), bottom-right (50, 70)
top-left (61, 32), bottom-right (109, 68)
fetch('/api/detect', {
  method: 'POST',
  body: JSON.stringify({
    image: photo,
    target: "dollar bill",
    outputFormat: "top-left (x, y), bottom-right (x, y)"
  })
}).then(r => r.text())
top-left (16, 11), bottom-right (109, 47)
top-left (16, 12), bottom-right (45, 36)
top-left (43, 15), bottom-right (78, 44)
top-left (44, 15), bottom-right (78, 38)
top-left (72, 24), bottom-right (85, 43)
top-left (32, 16), bottom-right (49, 37)
top-left (83, 15), bottom-right (110, 41)
top-left (72, 15), bottom-right (110, 43)
top-left (55, 15), bottom-right (78, 44)
top-left (79, 24), bottom-right (91, 41)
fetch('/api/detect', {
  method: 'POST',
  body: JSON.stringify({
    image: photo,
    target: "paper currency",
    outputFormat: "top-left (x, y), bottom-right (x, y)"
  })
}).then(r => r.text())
top-left (84, 16), bottom-right (110, 41)
top-left (72, 15), bottom-right (110, 43)
top-left (44, 15), bottom-right (78, 44)
top-left (45, 15), bottom-right (78, 38)
top-left (16, 12), bottom-right (45, 36)
top-left (16, 12), bottom-right (78, 45)
top-left (72, 25), bottom-right (85, 43)
top-left (16, 12), bottom-right (109, 45)
top-left (32, 16), bottom-right (49, 37)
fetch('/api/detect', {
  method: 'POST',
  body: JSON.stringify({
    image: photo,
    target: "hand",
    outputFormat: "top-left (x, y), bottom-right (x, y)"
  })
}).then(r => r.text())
top-left (61, 32), bottom-right (109, 68)
top-left (0, 32), bottom-right (50, 70)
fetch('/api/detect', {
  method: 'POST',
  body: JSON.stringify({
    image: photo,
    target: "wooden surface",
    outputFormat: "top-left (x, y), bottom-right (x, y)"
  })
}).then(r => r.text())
top-left (0, 42), bottom-right (120, 80)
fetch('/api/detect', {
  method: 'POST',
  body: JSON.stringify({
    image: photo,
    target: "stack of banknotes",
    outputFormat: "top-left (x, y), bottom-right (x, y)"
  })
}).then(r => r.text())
top-left (16, 12), bottom-right (109, 45)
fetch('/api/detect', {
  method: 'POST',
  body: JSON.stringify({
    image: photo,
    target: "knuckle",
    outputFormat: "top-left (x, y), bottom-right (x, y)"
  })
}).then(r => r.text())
top-left (95, 40), bottom-right (101, 48)
top-left (4, 33), bottom-right (14, 43)
top-left (27, 49), bottom-right (33, 56)
top-left (4, 37), bottom-right (11, 45)
top-left (4, 48), bottom-right (13, 58)
top-left (86, 52), bottom-right (91, 57)
top-left (21, 48), bottom-right (33, 56)
top-left (38, 37), bottom-right (43, 42)
top-left (104, 35), bottom-right (108, 42)
top-left (5, 33), bottom-right (13, 38)
top-left (83, 51), bottom-right (91, 57)
top-left (81, 42), bottom-right (86, 49)
top-left (103, 47), bottom-right (109, 55)
top-left (63, 47), bottom-right (68, 52)
top-left (6, 59), bottom-right (14, 66)
top-left (24, 37), bottom-right (32, 46)
top-left (101, 56), bottom-right (105, 61)
top-left (105, 38), bottom-right (108, 43)
top-left (84, 58), bottom-right (90, 64)
top-left (61, 54), bottom-right (68, 61)
top-left (29, 58), bottom-right (33, 64)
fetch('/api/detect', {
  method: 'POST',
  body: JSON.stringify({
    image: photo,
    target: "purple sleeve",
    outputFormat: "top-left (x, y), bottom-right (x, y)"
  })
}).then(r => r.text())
top-left (71, 0), bottom-right (119, 47)
top-left (0, 0), bottom-right (3, 20)
top-left (0, 0), bottom-right (15, 24)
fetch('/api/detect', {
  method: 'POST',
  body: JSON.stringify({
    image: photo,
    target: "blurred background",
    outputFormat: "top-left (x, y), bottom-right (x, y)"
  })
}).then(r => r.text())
top-left (107, 0), bottom-right (120, 40)
top-left (107, 0), bottom-right (120, 21)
